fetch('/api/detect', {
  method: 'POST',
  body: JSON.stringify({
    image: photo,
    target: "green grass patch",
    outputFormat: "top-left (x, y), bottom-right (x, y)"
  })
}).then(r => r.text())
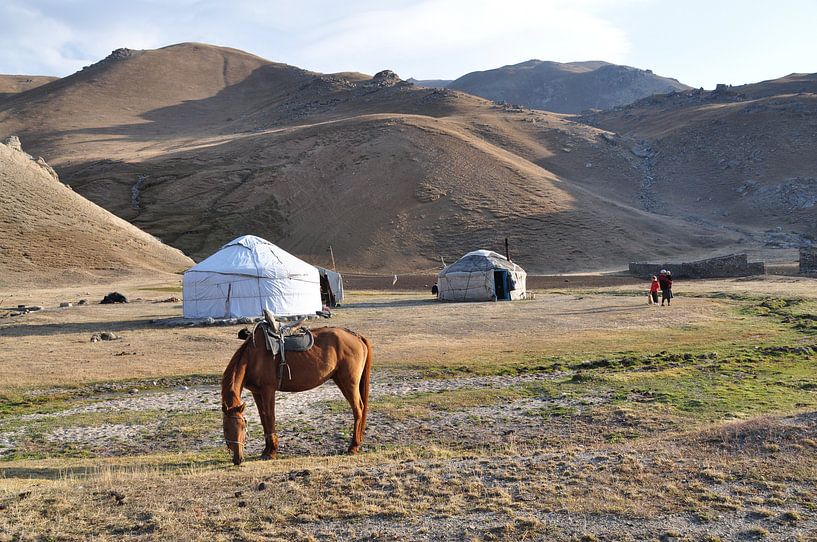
top-left (571, 349), bottom-right (817, 421)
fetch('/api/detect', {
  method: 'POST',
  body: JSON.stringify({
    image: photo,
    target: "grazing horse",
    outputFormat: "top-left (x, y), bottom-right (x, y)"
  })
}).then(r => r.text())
top-left (221, 325), bottom-right (372, 465)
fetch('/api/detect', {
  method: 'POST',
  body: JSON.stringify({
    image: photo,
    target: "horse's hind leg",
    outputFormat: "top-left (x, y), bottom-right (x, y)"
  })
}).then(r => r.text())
top-left (333, 372), bottom-right (364, 454)
top-left (251, 389), bottom-right (278, 459)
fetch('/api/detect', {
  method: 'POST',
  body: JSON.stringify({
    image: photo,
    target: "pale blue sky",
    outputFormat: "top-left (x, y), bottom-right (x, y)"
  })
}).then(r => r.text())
top-left (1, 0), bottom-right (815, 88)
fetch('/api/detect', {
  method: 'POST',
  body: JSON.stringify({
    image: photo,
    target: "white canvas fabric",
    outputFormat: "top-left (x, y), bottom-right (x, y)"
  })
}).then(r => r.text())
top-left (183, 235), bottom-right (322, 318)
top-left (437, 250), bottom-right (527, 302)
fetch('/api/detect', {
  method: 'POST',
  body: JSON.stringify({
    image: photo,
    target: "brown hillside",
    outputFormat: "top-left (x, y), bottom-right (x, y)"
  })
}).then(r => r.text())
top-left (0, 43), bottom-right (806, 273)
top-left (0, 75), bottom-right (58, 100)
top-left (581, 75), bottom-right (817, 250)
top-left (0, 138), bottom-right (192, 287)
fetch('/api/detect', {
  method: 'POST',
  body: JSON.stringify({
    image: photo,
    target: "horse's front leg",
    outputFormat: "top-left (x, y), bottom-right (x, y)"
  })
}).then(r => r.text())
top-left (252, 389), bottom-right (278, 459)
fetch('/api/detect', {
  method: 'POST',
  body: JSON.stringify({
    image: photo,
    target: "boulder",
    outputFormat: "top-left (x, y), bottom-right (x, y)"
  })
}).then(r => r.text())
top-left (90, 331), bottom-right (120, 342)
top-left (100, 292), bottom-right (128, 304)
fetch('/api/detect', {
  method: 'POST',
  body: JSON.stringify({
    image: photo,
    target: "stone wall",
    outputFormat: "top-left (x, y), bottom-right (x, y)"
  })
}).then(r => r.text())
top-left (629, 253), bottom-right (765, 279)
top-left (800, 248), bottom-right (817, 274)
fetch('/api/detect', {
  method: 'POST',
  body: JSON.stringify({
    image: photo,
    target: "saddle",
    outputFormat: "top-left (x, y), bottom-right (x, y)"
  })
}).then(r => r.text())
top-left (260, 310), bottom-right (315, 388)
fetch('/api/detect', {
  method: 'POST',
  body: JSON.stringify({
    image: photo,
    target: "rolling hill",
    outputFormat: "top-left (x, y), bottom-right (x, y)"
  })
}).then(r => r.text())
top-left (0, 75), bottom-right (58, 100)
top-left (0, 136), bottom-right (192, 287)
top-left (580, 74), bottom-right (817, 250)
top-left (0, 43), bottom-right (811, 274)
top-left (445, 60), bottom-right (690, 113)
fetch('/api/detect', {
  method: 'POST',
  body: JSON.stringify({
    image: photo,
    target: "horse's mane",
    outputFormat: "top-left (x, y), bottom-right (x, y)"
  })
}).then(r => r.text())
top-left (221, 337), bottom-right (251, 412)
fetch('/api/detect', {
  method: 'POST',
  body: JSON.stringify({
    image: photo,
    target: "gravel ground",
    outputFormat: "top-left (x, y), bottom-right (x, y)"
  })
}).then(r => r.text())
top-left (1, 370), bottom-right (578, 458)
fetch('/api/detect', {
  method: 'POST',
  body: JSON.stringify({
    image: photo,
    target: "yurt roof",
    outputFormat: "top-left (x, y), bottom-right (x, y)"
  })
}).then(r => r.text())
top-left (441, 250), bottom-right (525, 274)
top-left (185, 235), bottom-right (316, 280)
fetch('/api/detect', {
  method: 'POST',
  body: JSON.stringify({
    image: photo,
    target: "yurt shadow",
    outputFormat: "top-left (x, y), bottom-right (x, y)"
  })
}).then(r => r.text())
top-left (341, 298), bottom-right (437, 310)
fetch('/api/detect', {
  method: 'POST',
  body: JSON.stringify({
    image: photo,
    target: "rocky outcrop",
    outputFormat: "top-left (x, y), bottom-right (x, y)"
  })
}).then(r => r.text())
top-left (2, 136), bottom-right (60, 181)
top-left (3, 135), bottom-right (22, 151)
top-left (105, 48), bottom-right (138, 62)
top-left (366, 70), bottom-right (402, 88)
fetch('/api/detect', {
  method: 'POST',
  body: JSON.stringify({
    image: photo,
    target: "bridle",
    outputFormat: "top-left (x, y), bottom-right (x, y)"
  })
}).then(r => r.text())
top-left (223, 412), bottom-right (249, 448)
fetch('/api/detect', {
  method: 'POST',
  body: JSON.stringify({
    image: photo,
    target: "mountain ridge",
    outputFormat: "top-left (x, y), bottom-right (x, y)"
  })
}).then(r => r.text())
top-left (446, 58), bottom-right (690, 113)
top-left (0, 43), bottom-right (812, 274)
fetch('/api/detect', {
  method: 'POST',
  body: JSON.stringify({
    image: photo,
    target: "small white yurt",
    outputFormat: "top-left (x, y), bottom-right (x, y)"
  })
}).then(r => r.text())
top-left (183, 235), bottom-right (322, 319)
top-left (437, 250), bottom-right (527, 302)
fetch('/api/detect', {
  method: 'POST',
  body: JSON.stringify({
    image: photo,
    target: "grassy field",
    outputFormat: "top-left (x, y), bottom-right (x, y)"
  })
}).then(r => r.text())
top-left (1, 275), bottom-right (816, 540)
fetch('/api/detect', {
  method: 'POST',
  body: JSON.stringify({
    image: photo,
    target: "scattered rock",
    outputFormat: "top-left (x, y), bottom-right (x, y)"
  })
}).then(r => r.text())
top-left (287, 469), bottom-right (311, 480)
top-left (234, 491), bottom-right (243, 498)
top-left (631, 144), bottom-right (652, 158)
top-left (78, 299), bottom-right (87, 305)
top-left (257, 482), bottom-right (267, 491)
top-left (110, 491), bottom-right (125, 505)
top-left (100, 292), bottom-right (128, 304)
top-left (237, 328), bottom-right (252, 340)
top-left (90, 331), bottom-right (120, 342)
top-left (237, 501), bottom-right (247, 508)
top-left (59, 302), bottom-right (72, 308)
top-left (160, 296), bottom-right (180, 303)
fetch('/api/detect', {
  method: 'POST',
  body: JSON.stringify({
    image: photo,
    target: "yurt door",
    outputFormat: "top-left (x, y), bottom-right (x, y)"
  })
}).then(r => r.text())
top-left (493, 270), bottom-right (511, 300)
top-left (224, 283), bottom-right (232, 317)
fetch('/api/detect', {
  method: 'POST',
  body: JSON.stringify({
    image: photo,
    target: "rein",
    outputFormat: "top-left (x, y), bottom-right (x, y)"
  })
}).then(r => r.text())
top-left (223, 413), bottom-right (249, 448)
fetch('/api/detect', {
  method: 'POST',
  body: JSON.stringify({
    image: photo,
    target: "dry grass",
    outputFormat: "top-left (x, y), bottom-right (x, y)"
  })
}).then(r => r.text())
top-left (0, 277), bottom-right (791, 391)
top-left (2, 276), bottom-right (817, 540)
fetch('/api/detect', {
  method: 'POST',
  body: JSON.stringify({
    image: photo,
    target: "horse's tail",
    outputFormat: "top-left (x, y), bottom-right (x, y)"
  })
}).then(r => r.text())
top-left (221, 336), bottom-right (251, 413)
top-left (359, 336), bottom-right (373, 435)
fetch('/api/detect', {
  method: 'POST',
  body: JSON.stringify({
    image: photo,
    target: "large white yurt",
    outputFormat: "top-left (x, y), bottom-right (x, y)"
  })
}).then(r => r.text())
top-left (437, 250), bottom-right (527, 302)
top-left (183, 235), bottom-right (322, 318)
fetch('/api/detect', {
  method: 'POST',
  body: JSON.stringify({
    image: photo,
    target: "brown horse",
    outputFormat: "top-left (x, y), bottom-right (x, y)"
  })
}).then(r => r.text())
top-left (221, 325), bottom-right (372, 465)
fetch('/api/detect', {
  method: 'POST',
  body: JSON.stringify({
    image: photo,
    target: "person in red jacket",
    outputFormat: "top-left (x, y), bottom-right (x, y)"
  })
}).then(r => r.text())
top-left (658, 270), bottom-right (673, 306)
top-left (649, 275), bottom-right (660, 305)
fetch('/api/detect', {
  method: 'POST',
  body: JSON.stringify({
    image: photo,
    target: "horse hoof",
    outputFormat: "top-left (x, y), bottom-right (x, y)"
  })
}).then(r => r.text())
top-left (261, 453), bottom-right (276, 460)
top-left (347, 446), bottom-right (359, 455)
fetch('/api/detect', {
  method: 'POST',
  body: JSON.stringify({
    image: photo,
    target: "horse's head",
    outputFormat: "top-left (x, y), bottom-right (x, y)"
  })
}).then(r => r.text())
top-left (222, 402), bottom-right (247, 465)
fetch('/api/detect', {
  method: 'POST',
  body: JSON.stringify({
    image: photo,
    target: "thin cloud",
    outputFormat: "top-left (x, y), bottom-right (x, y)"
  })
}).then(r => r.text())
top-left (293, 0), bottom-right (633, 77)
top-left (1, 0), bottom-right (815, 87)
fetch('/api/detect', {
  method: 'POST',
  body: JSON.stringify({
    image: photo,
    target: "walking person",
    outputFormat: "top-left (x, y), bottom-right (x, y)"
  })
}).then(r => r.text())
top-left (659, 270), bottom-right (673, 306)
top-left (649, 275), bottom-right (660, 305)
